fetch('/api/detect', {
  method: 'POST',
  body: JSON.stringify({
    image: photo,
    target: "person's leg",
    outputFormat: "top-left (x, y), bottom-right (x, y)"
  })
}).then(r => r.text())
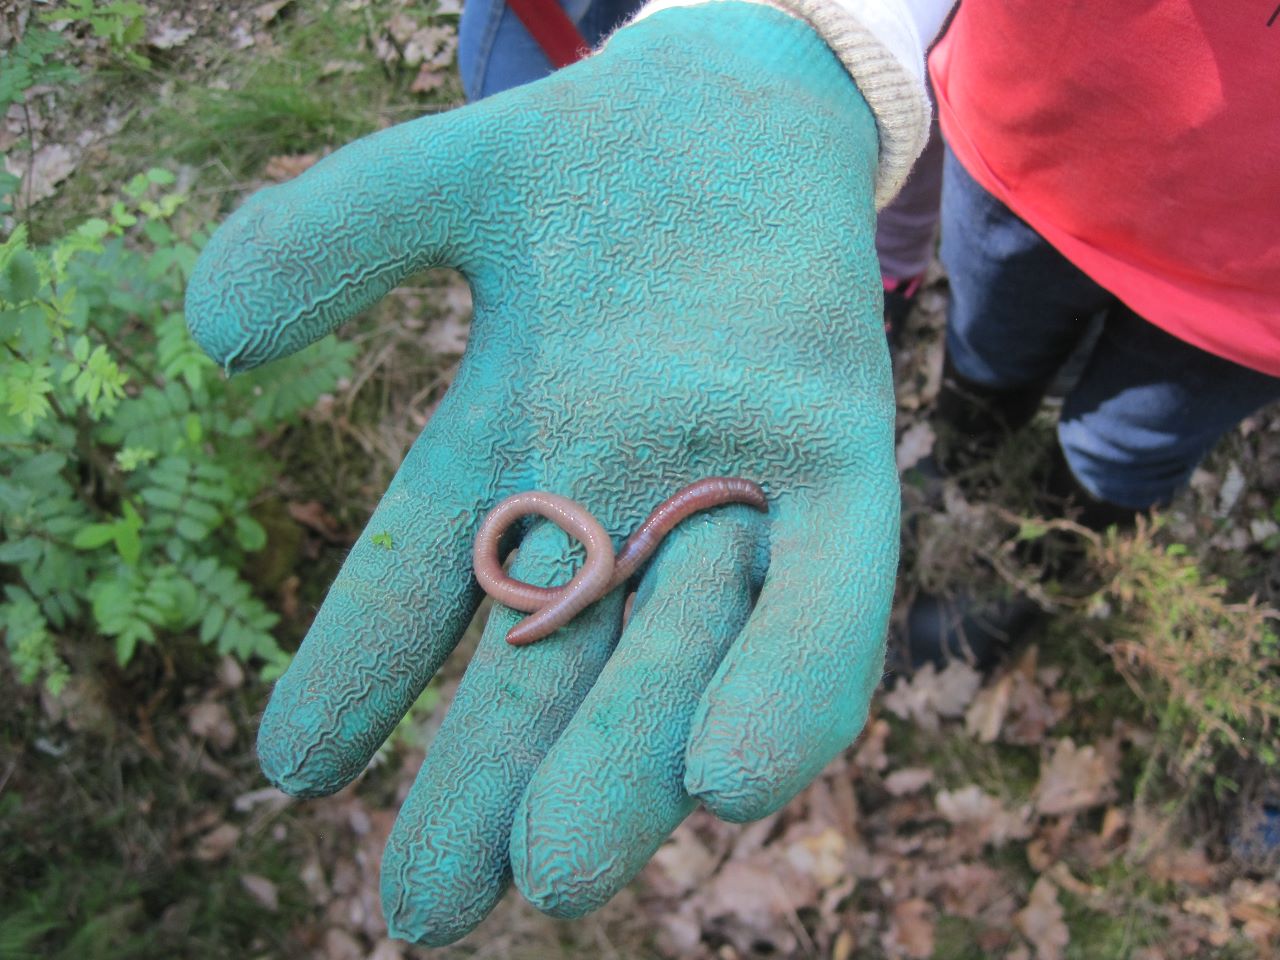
top-left (1056, 304), bottom-right (1280, 512)
top-left (877, 110), bottom-right (942, 341)
top-left (933, 147), bottom-right (1117, 466)
top-left (458, 0), bottom-right (639, 101)
top-left (902, 148), bottom-right (1121, 670)
top-left (939, 146), bottom-right (1115, 393)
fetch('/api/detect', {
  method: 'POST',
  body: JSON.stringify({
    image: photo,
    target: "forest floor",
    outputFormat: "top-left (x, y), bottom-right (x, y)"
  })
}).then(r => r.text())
top-left (3, 2), bottom-right (1279, 958)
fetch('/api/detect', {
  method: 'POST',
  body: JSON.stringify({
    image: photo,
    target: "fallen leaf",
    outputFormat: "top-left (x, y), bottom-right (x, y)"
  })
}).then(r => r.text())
top-left (782, 827), bottom-right (848, 890)
top-left (882, 898), bottom-right (935, 959)
top-left (240, 873), bottom-right (279, 910)
top-left (700, 860), bottom-right (801, 956)
top-left (654, 909), bottom-right (701, 957)
top-left (882, 662), bottom-right (982, 731)
top-left (288, 499), bottom-right (345, 541)
top-left (5, 143), bottom-right (78, 206)
top-left (854, 718), bottom-right (890, 772)
top-left (1034, 739), bottom-right (1118, 816)
top-left (264, 153), bottom-right (320, 182)
top-left (965, 670), bottom-right (1013, 743)
top-left (194, 823), bottom-right (241, 861)
top-left (402, 26), bottom-right (456, 68)
top-left (1147, 846), bottom-right (1220, 889)
top-left (936, 785), bottom-right (1033, 848)
top-left (884, 768), bottom-right (933, 796)
top-left (323, 928), bottom-right (363, 960)
top-left (410, 64), bottom-right (448, 94)
top-left (321, 59), bottom-right (366, 76)
top-left (939, 862), bottom-right (1005, 919)
top-left (187, 700), bottom-right (236, 751)
top-left (896, 420), bottom-right (935, 471)
top-left (149, 23), bottom-right (196, 49)
top-left (1016, 877), bottom-right (1070, 960)
top-left (648, 827), bottom-right (718, 898)
top-left (424, 307), bottom-right (469, 355)
top-left (254, 0), bottom-right (294, 24)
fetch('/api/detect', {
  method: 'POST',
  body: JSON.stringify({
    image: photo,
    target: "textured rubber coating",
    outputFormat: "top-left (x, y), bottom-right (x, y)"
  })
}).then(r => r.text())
top-left (185, 3), bottom-right (898, 946)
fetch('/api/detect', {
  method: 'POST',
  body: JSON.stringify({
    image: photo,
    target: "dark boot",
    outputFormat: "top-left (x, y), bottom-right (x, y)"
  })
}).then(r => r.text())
top-left (898, 379), bottom-right (1141, 673)
top-left (931, 354), bottom-right (1049, 477)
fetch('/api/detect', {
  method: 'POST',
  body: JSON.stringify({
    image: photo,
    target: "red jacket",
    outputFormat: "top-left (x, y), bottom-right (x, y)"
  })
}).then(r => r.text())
top-left (929, 2), bottom-right (1280, 376)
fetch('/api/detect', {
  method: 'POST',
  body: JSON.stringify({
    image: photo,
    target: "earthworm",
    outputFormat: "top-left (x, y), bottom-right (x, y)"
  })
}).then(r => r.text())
top-left (473, 478), bottom-right (768, 645)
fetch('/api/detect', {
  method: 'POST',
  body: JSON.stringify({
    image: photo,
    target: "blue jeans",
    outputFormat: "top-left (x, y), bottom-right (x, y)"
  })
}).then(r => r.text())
top-left (458, 0), bottom-right (637, 100)
top-left (940, 147), bottom-right (1280, 509)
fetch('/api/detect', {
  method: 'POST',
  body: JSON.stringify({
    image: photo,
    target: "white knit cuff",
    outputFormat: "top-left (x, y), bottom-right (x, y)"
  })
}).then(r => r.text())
top-left (631, 0), bottom-right (936, 208)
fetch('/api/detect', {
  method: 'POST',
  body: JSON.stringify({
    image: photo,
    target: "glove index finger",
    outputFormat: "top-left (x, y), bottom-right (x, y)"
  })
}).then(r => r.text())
top-left (684, 478), bottom-right (899, 822)
top-left (256, 400), bottom-right (497, 799)
top-left (185, 108), bottom-right (488, 374)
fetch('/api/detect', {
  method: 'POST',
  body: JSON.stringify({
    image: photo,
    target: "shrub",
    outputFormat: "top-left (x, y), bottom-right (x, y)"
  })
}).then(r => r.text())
top-left (1, 169), bottom-right (356, 690)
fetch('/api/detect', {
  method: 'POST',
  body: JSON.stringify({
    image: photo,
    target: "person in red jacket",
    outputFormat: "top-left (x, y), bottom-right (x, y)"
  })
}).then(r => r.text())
top-left (458, 0), bottom-right (1280, 664)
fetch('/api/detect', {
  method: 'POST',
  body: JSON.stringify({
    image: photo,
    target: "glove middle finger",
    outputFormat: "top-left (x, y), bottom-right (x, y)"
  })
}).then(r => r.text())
top-left (510, 503), bottom-right (767, 917)
top-left (379, 519), bottom-right (623, 947)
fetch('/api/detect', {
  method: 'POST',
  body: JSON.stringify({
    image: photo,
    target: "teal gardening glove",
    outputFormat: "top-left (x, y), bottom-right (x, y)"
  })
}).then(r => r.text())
top-left (186, 2), bottom-right (899, 945)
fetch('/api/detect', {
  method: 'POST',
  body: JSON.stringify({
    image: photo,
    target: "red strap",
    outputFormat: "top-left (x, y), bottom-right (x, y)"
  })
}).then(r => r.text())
top-left (506, 0), bottom-right (589, 69)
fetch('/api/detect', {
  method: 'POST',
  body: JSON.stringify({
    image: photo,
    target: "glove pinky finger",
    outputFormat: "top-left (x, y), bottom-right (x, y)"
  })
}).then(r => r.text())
top-left (684, 479), bottom-right (898, 823)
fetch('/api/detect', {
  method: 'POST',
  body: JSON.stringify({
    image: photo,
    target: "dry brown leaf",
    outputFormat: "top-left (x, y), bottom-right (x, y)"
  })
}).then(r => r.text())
top-left (882, 898), bottom-right (935, 959)
top-left (855, 718), bottom-right (890, 772)
top-left (410, 64), bottom-right (448, 94)
top-left (386, 12), bottom-right (418, 46)
top-left (965, 671), bottom-right (1013, 743)
top-left (424, 308), bottom-right (470, 355)
top-left (322, 927), bottom-right (364, 960)
top-left (655, 909), bottom-right (702, 957)
top-left (264, 153), bottom-right (320, 182)
top-left (321, 59), bottom-right (365, 76)
top-left (936, 785), bottom-right (1033, 848)
top-left (1228, 879), bottom-right (1280, 948)
top-left (187, 700), bottom-right (236, 751)
top-left (648, 826), bottom-right (718, 898)
top-left (5, 143), bottom-right (78, 206)
top-left (939, 862), bottom-right (1005, 919)
top-left (896, 421), bottom-right (935, 471)
top-left (781, 827), bottom-right (848, 890)
top-left (149, 22), bottom-right (196, 49)
top-left (402, 26), bottom-right (456, 67)
top-left (1098, 806), bottom-right (1127, 846)
top-left (882, 662), bottom-right (982, 731)
top-left (1147, 846), bottom-right (1220, 889)
top-left (884, 767), bottom-right (933, 796)
top-left (240, 873), bottom-right (279, 910)
top-left (1034, 739), bottom-right (1118, 816)
top-left (699, 860), bottom-right (802, 956)
top-left (194, 823), bottom-right (241, 861)
top-left (288, 499), bottom-right (345, 540)
top-left (966, 648), bottom-right (1069, 746)
top-left (1016, 877), bottom-right (1070, 960)
top-left (1183, 895), bottom-right (1234, 947)
top-left (254, 0), bottom-right (294, 24)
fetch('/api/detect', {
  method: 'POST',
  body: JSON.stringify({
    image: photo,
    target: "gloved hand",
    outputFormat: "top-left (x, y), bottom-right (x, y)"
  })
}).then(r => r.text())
top-left (186, 1), bottom-right (898, 945)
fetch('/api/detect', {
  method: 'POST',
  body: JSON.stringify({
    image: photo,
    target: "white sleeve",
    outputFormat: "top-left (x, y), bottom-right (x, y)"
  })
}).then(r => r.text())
top-left (632, 0), bottom-right (955, 208)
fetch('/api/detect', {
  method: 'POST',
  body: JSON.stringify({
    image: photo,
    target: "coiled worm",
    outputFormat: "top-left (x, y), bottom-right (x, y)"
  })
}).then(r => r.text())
top-left (473, 477), bottom-right (768, 645)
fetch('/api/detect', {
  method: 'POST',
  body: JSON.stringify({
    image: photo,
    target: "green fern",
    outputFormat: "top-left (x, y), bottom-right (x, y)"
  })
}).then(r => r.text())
top-left (1, 169), bottom-right (353, 688)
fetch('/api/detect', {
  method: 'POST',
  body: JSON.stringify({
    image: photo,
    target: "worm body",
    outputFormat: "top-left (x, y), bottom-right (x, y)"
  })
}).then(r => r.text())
top-left (473, 477), bottom-right (767, 645)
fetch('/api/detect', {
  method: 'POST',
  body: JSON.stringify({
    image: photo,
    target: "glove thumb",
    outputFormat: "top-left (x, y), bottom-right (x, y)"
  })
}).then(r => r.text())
top-left (185, 107), bottom-right (491, 373)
